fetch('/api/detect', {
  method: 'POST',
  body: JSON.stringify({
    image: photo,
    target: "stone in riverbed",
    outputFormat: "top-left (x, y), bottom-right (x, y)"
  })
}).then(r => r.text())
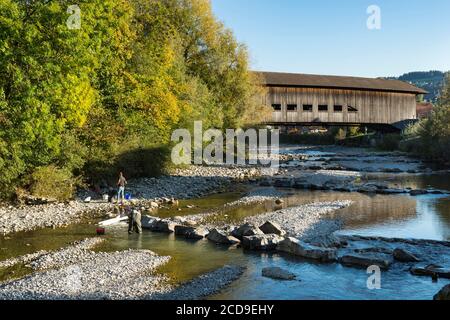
top-left (149, 201), bottom-right (159, 209)
top-left (376, 188), bottom-right (408, 195)
top-left (152, 220), bottom-right (178, 233)
top-left (207, 229), bottom-right (240, 245)
top-left (274, 199), bottom-right (284, 205)
top-left (231, 223), bottom-right (264, 240)
top-left (357, 185), bottom-right (378, 194)
top-left (434, 284), bottom-right (450, 300)
top-left (410, 189), bottom-right (428, 196)
top-left (242, 234), bottom-right (284, 251)
top-left (185, 227), bottom-right (209, 240)
top-left (174, 225), bottom-right (194, 237)
top-left (339, 254), bottom-right (392, 270)
top-left (259, 179), bottom-right (272, 187)
top-left (310, 235), bottom-right (348, 248)
top-left (259, 221), bottom-right (286, 236)
top-left (410, 265), bottom-right (450, 279)
top-left (273, 179), bottom-right (294, 188)
top-left (277, 237), bottom-right (337, 262)
top-left (262, 267), bottom-right (296, 281)
top-left (393, 248), bottom-right (420, 262)
top-left (141, 216), bottom-right (158, 229)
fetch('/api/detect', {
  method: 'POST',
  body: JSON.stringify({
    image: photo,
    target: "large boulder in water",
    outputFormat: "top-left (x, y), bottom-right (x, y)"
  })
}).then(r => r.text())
top-left (410, 265), bottom-right (450, 279)
top-left (174, 225), bottom-right (195, 237)
top-left (259, 221), bottom-right (286, 236)
top-left (185, 227), bottom-right (209, 240)
top-left (434, 284), bottom-right (450, 300)
top-left (151, 219), bottom-right (177, 233)
top-left (393, 248), bottom-right (420, 262)
top-left (277, 237), bottom-right (337, 262)
top-left (141, 216), bottom-right (158, 229)
top-left (262, 267), bottom-right (296, 281)
top-left (339, 254), bottom-right (392, 270)
top-left (207, 229), bottom-right (240, 245)
top-left (231, 223), bottom-right (265, 240)
top-left (242, 234), bottom-right (284, 251)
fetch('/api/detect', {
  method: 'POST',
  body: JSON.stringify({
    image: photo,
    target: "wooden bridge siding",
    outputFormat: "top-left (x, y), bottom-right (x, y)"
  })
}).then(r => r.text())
top-left (264, 87), bottom-right (417, 124)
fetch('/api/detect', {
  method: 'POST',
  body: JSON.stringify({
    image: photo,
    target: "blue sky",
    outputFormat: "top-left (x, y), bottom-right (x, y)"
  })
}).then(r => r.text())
top-left (211, 0), bottom-right (450, 77)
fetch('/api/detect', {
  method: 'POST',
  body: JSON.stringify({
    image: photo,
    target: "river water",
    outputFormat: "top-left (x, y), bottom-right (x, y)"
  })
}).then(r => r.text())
top-left (1, 174), bottom-right (449, 300)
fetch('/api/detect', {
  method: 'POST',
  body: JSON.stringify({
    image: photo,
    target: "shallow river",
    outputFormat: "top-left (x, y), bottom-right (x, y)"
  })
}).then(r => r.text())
top-left (2, 175), bottom-right (450, 299)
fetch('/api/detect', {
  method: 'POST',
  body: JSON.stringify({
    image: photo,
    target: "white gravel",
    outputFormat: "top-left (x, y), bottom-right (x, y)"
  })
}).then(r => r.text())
top-left (244, 200), bottom-right (353, 241)
top-left (0, 249), bottom-right (171, 300)
top-left (152, 265), bottom-right (246, 300)
top-left (181, 188), bottom-right (285, 225)
top-left (0, 238), bottom-right (104, 270)
top-left (0, 201), bottom-right (112, 236)
top-left (0, 166), bottom-right (262, 236)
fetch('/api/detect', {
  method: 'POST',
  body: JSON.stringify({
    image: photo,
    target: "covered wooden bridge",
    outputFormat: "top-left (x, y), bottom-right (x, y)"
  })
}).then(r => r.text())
top-left (257, 71), bottom-right (427, 130)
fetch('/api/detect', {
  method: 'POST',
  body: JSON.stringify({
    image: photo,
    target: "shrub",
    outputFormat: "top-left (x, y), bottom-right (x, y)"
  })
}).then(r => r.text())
top-left (347, 126), bottom-right (361, 137)
top-left (377, 133), bottom-right (401, 151)
top-left (333, 128), bottom-right (347, 141)
top-left (115, 146), bottom-right (173, 179)
top-left (280, 133), bottom-right (335, 145)
top-left (29, 166), bottom-right (78, 201)
top-left (401, 105), bottom-right (450, 162)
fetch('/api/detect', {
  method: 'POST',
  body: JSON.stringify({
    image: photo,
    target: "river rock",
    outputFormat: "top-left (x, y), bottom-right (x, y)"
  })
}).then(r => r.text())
top-left (141, 216), bottom-right (157, 229)
top-left (393, 248), bottom-right (420, 262)
top-left (310, 235), bottom-right (348, 248)
top-left (207, 229), bottom-right (240, 245)
top-left (148, 201), bottom-right (159, 209)
top-left (293, 182), bottom-right (313, 190)
top-left (231, 223), bottom-right (264, 240)
top-left (259, 221), bottom-right (286, 236)
top-left (242, 234), bottom-right (284, 251)
top-left (259, 179), bottom-right (272, 187)
top-left (277, 237), bottom-right (337, 262)
top-left (410, 189), bottom-right (428, 196)
top-left (274, 199), bottom-right (284, 205)
top-left (274, 179), bottom-right (293, 188)
top-left (357, 185), bottom-right (377, 194)
top-left (339, 254), bottom-right (392, 270)
top-left (410, 265), bottom-right (450, 279)
top-left (262, 267), bottom-right (296, 281)
top-left (185, 227), bottom-right (209, 240)
top-left (376, 188), bottom-right (408, 195)
top-left (151, 220), bottom-right (177, 233)
top-left (434, 284), bottom-right (450, 300)
top-left (174, 225), bottom-right (195, 237)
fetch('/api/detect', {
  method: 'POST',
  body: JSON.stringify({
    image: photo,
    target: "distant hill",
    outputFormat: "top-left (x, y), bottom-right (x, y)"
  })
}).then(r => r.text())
top-left (385, 71), bottom-right (445, 103)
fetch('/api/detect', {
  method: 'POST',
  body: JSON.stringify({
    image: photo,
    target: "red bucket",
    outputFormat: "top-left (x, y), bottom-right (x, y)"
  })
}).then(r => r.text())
top-left (96, 227), bottom-right (106, 235)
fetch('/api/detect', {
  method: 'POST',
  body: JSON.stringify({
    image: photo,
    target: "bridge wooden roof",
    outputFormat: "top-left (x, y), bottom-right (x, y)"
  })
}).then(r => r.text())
top-left (256, 71), bottom-right (428, 94)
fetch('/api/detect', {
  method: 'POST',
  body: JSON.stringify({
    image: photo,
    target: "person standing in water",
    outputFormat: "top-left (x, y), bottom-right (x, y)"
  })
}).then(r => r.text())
top-left (117, 172), bottom-right (127, 203)
top-left (128, 208), bottom-right (142, 234)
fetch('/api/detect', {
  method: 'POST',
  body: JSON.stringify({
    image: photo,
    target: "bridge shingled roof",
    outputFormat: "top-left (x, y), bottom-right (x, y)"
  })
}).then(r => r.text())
top-left (256, 71), bottom-right (428, 94)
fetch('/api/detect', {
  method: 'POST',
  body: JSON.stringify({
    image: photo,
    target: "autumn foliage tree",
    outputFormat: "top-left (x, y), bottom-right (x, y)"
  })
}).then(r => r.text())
top-left (0, 0), bottom-right (268, 199)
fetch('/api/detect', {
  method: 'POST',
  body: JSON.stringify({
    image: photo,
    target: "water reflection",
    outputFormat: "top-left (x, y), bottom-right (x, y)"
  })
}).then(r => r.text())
top-left (1, 184), bottom-right (450, 300)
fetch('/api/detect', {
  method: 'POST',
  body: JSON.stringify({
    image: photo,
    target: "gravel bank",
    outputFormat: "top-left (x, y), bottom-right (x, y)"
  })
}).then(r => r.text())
top-left (0, 202), bottom-right (112, 236)
top-left (0, 238), bottom-right (104, 270)
top-left (126, 166), bottom-right (261, 200)
top-left (181, 187), bottom-right (285, 225)
top-left (244, 201), bottom-right (353, 241)
top-left (152, 265), bottom-right (246, 300)
top-left (0, 249), bottom-right (171, 300)
top-left (1, 166), bottom-right (262, 236)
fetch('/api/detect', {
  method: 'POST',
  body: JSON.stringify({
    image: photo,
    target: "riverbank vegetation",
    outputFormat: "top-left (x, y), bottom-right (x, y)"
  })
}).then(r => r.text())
top-left (401, 73), bottom-right (450, 163)
top-left (0, 0), bottom-right (269, 200)
top-left (280, 126), bottom-right (368, 146)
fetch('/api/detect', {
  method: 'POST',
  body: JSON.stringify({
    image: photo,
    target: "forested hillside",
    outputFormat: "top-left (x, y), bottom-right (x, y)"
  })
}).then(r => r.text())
top-left (387, 71), bottom-right (445, 102)
top-left (0, 0), bottom-right (269, 200)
